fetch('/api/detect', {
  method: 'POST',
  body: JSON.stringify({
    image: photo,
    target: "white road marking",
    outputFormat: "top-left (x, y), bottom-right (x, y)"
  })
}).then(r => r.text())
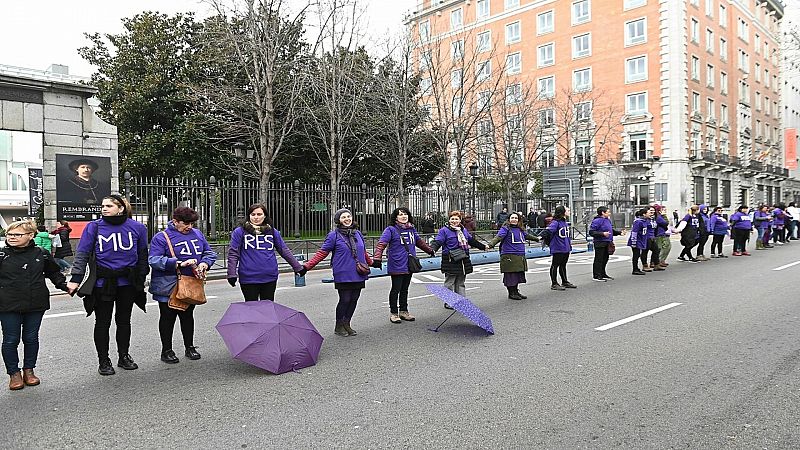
top-left (594, 302), bottom-right (683, 331)
top-left (406, 287), bottom-right (480, 301)
top-left (44, 302), bottom-right (160, 319)
top-left (772, 261), bottom-right (800, 271)
top-left (422, 274), bottom-right (443, 281)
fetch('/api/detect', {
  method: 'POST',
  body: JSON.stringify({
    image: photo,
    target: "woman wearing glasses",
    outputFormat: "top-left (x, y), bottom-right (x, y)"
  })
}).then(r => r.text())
top-left (148, 207), bottom-right (216, 364)
top-left (67, 195), bottom-right (150, 376)
top-left (0, 220), bottom-right (68, 390)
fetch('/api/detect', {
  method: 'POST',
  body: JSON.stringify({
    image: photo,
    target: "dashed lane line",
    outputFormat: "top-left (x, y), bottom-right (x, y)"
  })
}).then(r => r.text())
top-left (594, 302), bottom-right (683, 331)
top-left (772, 261), bottom-right (800, 271)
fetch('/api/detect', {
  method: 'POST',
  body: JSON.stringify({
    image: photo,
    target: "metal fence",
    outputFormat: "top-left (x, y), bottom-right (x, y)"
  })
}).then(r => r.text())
top-left (122, 176), bottom-right (550, 240)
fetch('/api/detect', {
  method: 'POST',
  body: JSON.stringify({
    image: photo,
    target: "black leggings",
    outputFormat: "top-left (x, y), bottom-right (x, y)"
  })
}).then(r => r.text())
top-left (92, 286), bottom-right (136, 360)
top-left (732, 229), bottom-right (749, 253)
top-left (240, 282), bottom-right (277, 301)
top-left (679, 239), bottom-right (696, 259)
top-left (646, 239), bottom-right (660, 266)
top-left (335, 288), bottom-right (361, 323)
top-left (388, 274), bottom-right (412, 314)
top-left (592, 244), bottom-right (610, 278)
top-left (696, 234), bottom-right (709, 256)
top-left (773, 228), bottom-right (786, 243)
top-left (550, 253), bottom-right (569, 285)
top-left (158, 302), bottom-right (195, 352)
top-left (711, 234), bottom-right (725, 255)
top-left (632, 248), bottom-right (643, 271)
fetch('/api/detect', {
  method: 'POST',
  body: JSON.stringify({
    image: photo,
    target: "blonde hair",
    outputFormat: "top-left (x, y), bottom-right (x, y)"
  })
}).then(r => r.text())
top-left (6, 220), bottom-right (37, 235)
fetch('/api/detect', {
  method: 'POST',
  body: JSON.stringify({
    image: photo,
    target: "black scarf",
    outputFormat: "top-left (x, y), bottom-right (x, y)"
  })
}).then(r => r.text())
top-left (102, 215), bottom-right (127, 225)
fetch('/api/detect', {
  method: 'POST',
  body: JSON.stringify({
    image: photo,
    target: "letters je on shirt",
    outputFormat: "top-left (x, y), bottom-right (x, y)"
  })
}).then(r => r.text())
top-left (243, 234), bottom-right (274, 251)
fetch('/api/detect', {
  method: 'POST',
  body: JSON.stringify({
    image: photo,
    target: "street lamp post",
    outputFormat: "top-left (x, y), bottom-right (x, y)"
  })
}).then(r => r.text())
top-left (434, 177), bottom-right (442, 222)
top-left (209, 176), bottom-right (217, 241)
top-left (234, 144), bottom-right (245, 222)
top-left (469, 161), bottom-right (479, 217)
top-left (123, 171), bottom-right (131, 200)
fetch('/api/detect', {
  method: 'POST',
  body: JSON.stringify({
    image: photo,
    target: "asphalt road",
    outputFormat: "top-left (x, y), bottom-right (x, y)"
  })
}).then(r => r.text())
top-left (3, 236), bottom-right (800, 449)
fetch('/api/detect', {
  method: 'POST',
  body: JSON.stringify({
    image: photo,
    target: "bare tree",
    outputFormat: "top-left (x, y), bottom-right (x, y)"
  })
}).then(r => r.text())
top-left (193, 0), bottom-right (310, 202)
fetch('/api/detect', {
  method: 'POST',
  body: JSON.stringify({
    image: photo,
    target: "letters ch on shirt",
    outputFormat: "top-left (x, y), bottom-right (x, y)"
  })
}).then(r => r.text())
top-left (243, 234), bottom-right (275, 251)
top-left (98, 232), bottom-right (135, 252)
top-left (558, 226), bottom-right (570, 238)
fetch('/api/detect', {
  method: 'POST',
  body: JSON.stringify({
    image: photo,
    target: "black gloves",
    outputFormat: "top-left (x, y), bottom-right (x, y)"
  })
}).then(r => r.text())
top-left (370, 260), bottom-right (383, 269)
top-left (227, 277), bottom-right (237, 287)
top-left (427, 251), bottom-right (436, 257)
top-left (297, 268), bottom-right (308, 277)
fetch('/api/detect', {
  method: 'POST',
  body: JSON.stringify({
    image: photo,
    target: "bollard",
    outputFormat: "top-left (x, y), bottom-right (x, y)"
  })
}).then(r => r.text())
top-left (294, 254), bottom-right (306, 287)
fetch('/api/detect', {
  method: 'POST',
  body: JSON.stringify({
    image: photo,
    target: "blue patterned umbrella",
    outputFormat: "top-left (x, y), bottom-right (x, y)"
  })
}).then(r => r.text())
top-left (426, 285), bottom-right (494, 335)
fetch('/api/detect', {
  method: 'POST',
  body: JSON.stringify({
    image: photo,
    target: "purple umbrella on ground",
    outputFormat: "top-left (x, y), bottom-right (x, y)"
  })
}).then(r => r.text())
top-left (216, 301), bottom-right (323, 374)
top-left (426, 285), bottom-right (494, 335)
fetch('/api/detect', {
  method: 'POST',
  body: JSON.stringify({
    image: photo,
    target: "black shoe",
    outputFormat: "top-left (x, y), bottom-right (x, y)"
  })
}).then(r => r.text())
top-left (117, 354), bottom-right (138, 370)
top-left (718, 254), bottom-right (728, 258)
top-left (185, 346), bottom-right (201, 360)
top-left (688, 258), bottom-right (700, 263)
top-left (592, 277), bottom-right (607, 282)
top-left (602, 275), bottom-right (615, 280)
top-left (632, 270), bottom-right (646, 275)
top-left (160, 349), bottom-right (179, 364)
top-left (561, 282), bottom-right (577, 289)
top-left (677, 257), bottom-right (687, 261)
top-left (508, 292), bottom-right (524, 300)
top-left (334, 324), bottom-right (349, 337)
top-left (516, 290), bottom-right (528, 299)
top-left (551, 284), bottom-right (565, 291)
top-left (444, 303), bottom-right (454, 310)
top-left (98, 358), bottom-right (115, 376)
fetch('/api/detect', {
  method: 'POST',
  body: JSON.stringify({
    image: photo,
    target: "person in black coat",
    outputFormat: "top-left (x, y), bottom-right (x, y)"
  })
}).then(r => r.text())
top-left (50, 220), bottom-right (73, 273)
top-left (0, 220), bottom-right (67, 390)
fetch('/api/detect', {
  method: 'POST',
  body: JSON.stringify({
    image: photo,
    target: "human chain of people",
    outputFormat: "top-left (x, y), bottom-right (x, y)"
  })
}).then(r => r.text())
top-left (1, 194), bottom-right (796, 390)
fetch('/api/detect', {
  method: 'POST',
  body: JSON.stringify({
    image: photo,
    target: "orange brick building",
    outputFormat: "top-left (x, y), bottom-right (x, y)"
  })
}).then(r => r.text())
top-left (409, 0), bottom-right (790, 213)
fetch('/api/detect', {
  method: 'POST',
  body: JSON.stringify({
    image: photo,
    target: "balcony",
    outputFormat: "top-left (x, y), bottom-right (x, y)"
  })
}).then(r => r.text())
top-left (716, 153), bottom-right (729, 164)
top-left (703, 151), bottom-right (716, 162)
top-left (730, 155), bottom-right (741, 167)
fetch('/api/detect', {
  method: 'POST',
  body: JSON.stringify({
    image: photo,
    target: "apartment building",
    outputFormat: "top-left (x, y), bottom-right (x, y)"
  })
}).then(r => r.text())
top-left (410, 0), bottom-right (791, 213)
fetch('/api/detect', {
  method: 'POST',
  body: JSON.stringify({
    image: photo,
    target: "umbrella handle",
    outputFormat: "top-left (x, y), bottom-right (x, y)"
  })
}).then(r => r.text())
top-left (428, 310), bottom-right (457, 333)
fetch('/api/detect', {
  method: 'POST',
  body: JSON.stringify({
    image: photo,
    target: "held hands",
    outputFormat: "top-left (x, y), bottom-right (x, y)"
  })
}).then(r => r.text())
top-left (370, 259), bottom-right (383, 269)
top-left (603, 231), bottom-right (610, 237)
top-left (66, 281), bottom-right (79, 296)
top-left (428, 250), bottom-right (436, 257)
top-left (296, 267), bottom-right (308, 277)
top-left (227, 277), bottom-right (237, 287)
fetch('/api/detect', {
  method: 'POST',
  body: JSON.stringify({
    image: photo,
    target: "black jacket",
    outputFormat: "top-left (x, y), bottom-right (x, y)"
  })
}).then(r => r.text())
top-left (0, 243), bottom-right (67, 313)
top-left (53, 227), bottom-right (73, 259)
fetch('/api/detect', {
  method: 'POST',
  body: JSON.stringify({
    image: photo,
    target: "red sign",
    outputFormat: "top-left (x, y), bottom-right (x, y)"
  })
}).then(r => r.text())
top-left (785, 128), bottom-right (798, 170)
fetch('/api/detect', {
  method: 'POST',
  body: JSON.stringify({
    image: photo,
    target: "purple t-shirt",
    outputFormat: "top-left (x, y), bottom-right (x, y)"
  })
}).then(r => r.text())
top-left (320, 229), bottom-right (369, 283)
top-left (379, 225), bottom-right (422, 274)
top-left (227, 227), bottom-right (301, 284)
top-left (627, 218), bottom-right (649, 249)
top-left (730, 211), bottom-right (753, 230)
top-left (75, 218), bottom-right (149, 287)
top-left (546, 219), bottom-right (571, 254)
top-left (495, 226), bottom-right (527, 256)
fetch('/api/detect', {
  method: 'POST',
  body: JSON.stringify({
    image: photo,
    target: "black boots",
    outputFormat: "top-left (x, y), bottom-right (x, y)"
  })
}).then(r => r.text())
top-left (507, 287), bottom-right (525, 300)
top-left (98, 358), bottom-right (115, 376)
top-left (161, 349), bottom-right (179, 364)
top-left (185, 346), bottom-right (201, 360)
top-left (117, 354), bottom-right (138, 370)
top-left (334, 323), bottom-right (349, 337)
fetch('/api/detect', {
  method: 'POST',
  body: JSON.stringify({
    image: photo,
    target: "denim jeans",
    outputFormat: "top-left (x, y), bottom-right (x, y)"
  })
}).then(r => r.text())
top-left (54, 258), bottom-right (71, 272)
top-left (0, 310), bottom-right (46, 375)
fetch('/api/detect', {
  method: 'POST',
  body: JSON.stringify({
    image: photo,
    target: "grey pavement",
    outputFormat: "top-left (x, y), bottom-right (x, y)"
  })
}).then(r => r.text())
top-left (4, 236), bottom-right (800, 449)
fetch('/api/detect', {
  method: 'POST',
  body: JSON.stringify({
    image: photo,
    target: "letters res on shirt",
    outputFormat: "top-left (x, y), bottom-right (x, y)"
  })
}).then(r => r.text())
top-left (243, 234), bottom-right (275, 251)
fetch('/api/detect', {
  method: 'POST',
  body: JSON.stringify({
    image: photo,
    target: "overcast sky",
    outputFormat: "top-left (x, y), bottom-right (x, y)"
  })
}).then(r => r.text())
top-left (1, 0), bottom-right (416, 77)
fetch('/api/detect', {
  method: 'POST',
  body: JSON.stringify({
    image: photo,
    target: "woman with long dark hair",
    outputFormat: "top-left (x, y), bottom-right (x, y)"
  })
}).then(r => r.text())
top-left (488, 212), bottom-right (540, 298)
top-left (300, 209), bottom-right (373, 337)
top-left (149, 207), bottom-right (217, 364)
top-left (227, 204), bottom-right (304, 301)
top-left (589, 206), bottom-right (622, 281)
top-left (675, 205), bottom-right (700, 263)
top-left (430, 211), bottom-right (487, 306)
top-left (729, 205), bottom-right (752, 255)
top-left (542, 206), bottom-right (575, 290)
top-left (695, 204), bottom-right (711, 261)
top-left (628, 208), bottom-right (649, 275)
top-left (707, 206), bottom-right (730, 258)
top-left (67, 195), bottom-right (149, 376)
top-left (372, 207), bottom-right (435, 323)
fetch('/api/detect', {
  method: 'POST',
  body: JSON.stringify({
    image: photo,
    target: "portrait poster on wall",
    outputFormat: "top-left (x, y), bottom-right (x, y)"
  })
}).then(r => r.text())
top-left (55, 154), bottom-right (111, 221)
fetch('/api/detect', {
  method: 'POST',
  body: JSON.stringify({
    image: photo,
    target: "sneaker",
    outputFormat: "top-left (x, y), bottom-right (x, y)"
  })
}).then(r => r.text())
top-left (561, 282), bottom-right (577, 289)
top-left (185, 346), bottom-right (201, 360)
top-left (399, 311), bottom-right (416, 321)
top-left (653, 266), bottom-right (665, 271)
top-left (677, 256), bottom-right (687, 262)
top-left (632, 270), bottom-right (646, 275)
top-left (389, 313), bottom-right (402, 324)
top-left (732, 251), bottom-right (742, 256)
top-left (161, 349), bottom-right (180, 364)
top-left (742, 251), bottom-right (751, 256)
top-left (592, 277), bottom-right (607, 282)
top-left (444, 303), bottom-right (454, 310)
top-left (688, 258), bottom-right (700, 263)
top-left (718, 254), bottom-right (728, 258)
top-left (602, 275), bottom-right (615, 280)
top-left (710, 254), bottom-right (718, 258)
top-left (98, 358), bottom-right (115, 376)
top-left (551, 284), bottom-right (565, 291)
top-left (117, 354), bottom-right (138, 370)
top-left (642, 266), bottom-right (653, 272)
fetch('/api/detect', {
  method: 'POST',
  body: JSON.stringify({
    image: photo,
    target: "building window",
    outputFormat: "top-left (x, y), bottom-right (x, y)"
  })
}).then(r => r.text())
top-left (634, 184), bottom-right (649, 205)
top-left (692, 92), bottom-right (700, 113)
top-left (706, 64), bottom-right (714, 88)
top-left (707, 98), bottom-right (715, 118)
top-left (624, 0), bottom-right (646, 9)
top-left (755, 62), bottom-right (761, 82)
top-left (538, 43), bottom-right (555, 67)
top-left (538, 76), bottom-right (555, 98)
top-left (477, 0), bottom-right (490, 19)
top-left (630, 133), bottom-right (647, 160)
top-left (451, 8), bottom-right (463, 30)
top-left (655, 183), bottom-right (668, 202)
top-left (626, 92), bottom-right (647, 114)
top-left (720, 103), bottom-right (728, 124)
top-left (419, 20), bottom-right (430, 42)
top-left (626, 55), bottom-right (647, 83)
top-left (506, 21), bottom-right (521, 44)
top-left (419, 50), bottom-right (431, 71)
top-left (476, 91), bottom-right (492, 111)
top-left (506, 83), bottom-right (522, 104)
top-left (451, 69), bottom-right (463, 89)
top-left (737, 18), bottom-right (748, 41)
top-left (452, 97), bottom-right (463, 118)
top-left (722, 180), bottom-right (731, 207)
top-left (720, 71), bottom-right (728, 94)
top-left (625, 18), bottom-right (646, 45)
top-left (719, 37), bottom-right (727, 60)
top-left (572, 33), bottom-right (591, 58)
top-left (573, 68), bottom-right (591, 92)
top-left (477, 31), bottom-right (491, 53)
top-left (691, 18), bottom-right (699, 43)
top-left (541, 141), bottom-right (556, 167)
top-left (452, 40), bottom-right (464, 61)
top-left (691, 55), bottom-right (700, 80)
top-left (572, 0), bottom-right (590, 25)
top-left (764, 69), bottom-right (770, 88)
top-left (576, 102), bottom-right (592, 121)
top-left (754, 33), bottom-right (760, 52)
top-left (476, 60), bottom-right (491, 82)
top-left (506, 52), bottom-right (521, 74)
top-left (719, 4), bottom-right (727, 26)
top-left (706, 28), bottom-right (714, 52)
top-left (691, 131), bottom-right (701, 157)
top-left (575, 141), bottom-right (591, 164)
top-left (540, 108), bottom-right (554, 126)
top-left (505, 0), bottom-right (519, 9)
top-left (694, 176), bottom-right (705, 204)
top-left (537, 10), bottom-right (554, 34)
top-left (708, 178), bottom-right (719, 205)
top-left (420, 77), bottom-right (432, 95)
top-left (705, 0), bottom-right (714, 17)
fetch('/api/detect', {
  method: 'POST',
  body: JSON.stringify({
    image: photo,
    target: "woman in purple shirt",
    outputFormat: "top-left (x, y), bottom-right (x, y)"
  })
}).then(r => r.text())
top-left (371, 207), bottom-right (435, 324)
top-left (488, 212), bottom-right (540, 299)
top-left (729, 205), bottom-right (752, 255)
top-left (542, 206), bottom-right (575, 290)
top-left (675, 205), bottom-right (700, 263)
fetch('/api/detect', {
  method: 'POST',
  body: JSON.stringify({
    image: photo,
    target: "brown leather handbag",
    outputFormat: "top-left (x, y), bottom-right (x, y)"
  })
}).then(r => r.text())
top-left (162, 231), bottom-right (207, 307)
